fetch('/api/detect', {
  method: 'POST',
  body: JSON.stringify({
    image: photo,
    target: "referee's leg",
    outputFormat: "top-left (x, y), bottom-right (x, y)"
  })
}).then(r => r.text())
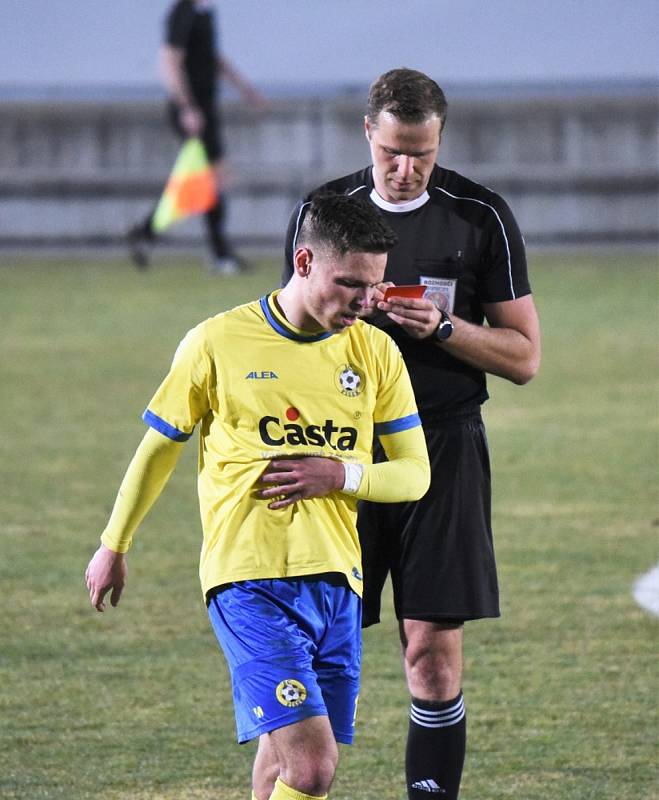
top-left (401, 620), bottom-right (466, 800)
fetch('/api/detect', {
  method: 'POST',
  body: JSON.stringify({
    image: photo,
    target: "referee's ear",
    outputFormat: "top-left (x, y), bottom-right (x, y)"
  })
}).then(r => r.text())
top-left (293, 246), bottom-right (313, 278)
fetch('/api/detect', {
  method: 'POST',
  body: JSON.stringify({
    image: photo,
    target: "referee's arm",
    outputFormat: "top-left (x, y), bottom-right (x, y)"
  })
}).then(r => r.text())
top-left (378, 293), bottom-right (540, 386)
top-left (444, 296), bottom-right (540, 385)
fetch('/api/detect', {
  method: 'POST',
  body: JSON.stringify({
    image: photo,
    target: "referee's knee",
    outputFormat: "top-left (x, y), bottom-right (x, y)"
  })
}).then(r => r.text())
top-left (403, 629), bottom-right (463, 698)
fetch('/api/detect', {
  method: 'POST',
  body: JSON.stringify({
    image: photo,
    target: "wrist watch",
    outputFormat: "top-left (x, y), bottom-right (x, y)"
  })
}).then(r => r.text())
top-left (434, 310), bottom-right (454, 342)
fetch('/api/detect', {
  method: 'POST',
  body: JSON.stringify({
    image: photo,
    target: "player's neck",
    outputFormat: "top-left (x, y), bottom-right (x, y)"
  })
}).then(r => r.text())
top-left (275, 286), bottom-right (324, 334)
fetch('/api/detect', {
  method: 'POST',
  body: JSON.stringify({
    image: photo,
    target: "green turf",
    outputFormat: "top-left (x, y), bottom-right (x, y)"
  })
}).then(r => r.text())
top-left (1, 252), bottom-right (657, 799)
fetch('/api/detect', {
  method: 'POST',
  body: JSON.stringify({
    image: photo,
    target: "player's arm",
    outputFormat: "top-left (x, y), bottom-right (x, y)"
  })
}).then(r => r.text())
top-left (217, 54), bottom-right (264, 107)
top-left (159, 44), bottom-right (204, 135)
top-left (85, 428), bottom-right (185, 612)
top-left (380, 293), bottom-right (540, 385)
top-left (258, 425), bottom-right (430, 509)
top-left (349, 424), bottom-right (430, 502)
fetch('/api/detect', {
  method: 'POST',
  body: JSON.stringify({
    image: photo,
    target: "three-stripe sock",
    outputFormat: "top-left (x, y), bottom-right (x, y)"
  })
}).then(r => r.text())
top-left (406, 692), bottom-right (466, 799)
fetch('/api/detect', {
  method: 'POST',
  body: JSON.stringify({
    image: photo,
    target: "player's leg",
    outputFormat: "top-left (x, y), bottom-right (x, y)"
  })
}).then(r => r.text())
top-left (252, 577), bottom-right (361, 799)
top-left (252, 718), bottom-right (337, 800)
top-left (267, 715), bottom-right (338, 798)
top-left (253, 734), bottom-right (280, 799)
top-left (208, 578), bottom-right (357, 798)
top-left (400, 620), bottom-right (466, 800)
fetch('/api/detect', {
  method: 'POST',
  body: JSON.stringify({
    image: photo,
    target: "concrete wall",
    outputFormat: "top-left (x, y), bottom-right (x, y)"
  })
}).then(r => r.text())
top-left (0, 88), bottom-right (657, 250)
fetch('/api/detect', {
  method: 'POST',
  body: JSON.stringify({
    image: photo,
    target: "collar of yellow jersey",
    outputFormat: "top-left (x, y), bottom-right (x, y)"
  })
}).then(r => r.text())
top-left (260, 291), bottom-right (335, 343)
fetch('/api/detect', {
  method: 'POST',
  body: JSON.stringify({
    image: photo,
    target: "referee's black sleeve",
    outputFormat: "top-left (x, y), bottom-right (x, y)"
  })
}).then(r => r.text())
top-left (480, 193), bottom-right (531, 303)
top-left (281, 199), bottom-right (308, 287)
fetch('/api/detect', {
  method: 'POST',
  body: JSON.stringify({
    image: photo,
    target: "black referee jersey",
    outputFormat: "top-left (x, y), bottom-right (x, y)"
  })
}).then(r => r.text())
top-left (283, 165), bottom-right (532, 424)
top-left (166, 0), bottom-right (219, 104)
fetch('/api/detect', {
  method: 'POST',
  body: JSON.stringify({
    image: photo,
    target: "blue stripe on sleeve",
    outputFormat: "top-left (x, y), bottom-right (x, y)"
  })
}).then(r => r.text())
top-left (142, 409), bottom-right (193, 442)
top-left (374, 412), bottom-right (422, 437)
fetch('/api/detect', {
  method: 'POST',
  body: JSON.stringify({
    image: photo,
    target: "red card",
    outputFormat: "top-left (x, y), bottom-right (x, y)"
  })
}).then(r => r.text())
top-left (382, 284), bottom-right (426, 301)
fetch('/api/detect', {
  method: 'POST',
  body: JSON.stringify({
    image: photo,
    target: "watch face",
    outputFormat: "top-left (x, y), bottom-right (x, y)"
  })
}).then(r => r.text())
top-left (436, 316), bottom-right (453, 341)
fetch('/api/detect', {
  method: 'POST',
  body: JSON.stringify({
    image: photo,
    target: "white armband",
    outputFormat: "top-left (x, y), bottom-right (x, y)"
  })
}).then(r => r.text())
top-left (342, 462), bottom-right (364, 494)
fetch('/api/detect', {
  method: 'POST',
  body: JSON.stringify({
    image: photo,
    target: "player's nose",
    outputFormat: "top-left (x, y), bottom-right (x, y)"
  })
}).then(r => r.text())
top-left (358, 286), bottom-right (375, 307)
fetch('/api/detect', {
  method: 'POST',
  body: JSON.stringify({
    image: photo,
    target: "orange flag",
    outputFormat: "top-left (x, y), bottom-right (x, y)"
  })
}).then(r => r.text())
top-left (152, 138), bottom-right (216, 232)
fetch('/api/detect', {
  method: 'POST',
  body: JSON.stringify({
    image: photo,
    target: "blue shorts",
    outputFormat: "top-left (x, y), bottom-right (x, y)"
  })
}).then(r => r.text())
top-left (208, 576), bottom-right (361, 744)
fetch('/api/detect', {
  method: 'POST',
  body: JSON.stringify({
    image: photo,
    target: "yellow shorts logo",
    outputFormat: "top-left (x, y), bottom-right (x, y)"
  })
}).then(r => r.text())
top-left (276, 679), bottom-right (307, 707)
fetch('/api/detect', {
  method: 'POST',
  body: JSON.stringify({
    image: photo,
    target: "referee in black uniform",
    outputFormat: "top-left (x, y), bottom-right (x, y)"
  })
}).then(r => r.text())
top-left (282, 68), bottom-right (541, 800)
top-left (129, 0), bottom-right (263, 273)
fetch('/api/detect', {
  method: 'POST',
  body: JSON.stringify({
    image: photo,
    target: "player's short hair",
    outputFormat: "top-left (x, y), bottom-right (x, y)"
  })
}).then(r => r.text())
top-left (367, 67), bottom-right (447, 128)
top-left (297, 193), bottom-right (398, 257)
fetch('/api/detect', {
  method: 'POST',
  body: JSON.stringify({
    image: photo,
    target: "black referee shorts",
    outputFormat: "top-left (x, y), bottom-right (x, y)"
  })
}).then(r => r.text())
top-left (167, 100), bottom-right (225, 162)
top-left (358, 413), bottom-right (500, 628)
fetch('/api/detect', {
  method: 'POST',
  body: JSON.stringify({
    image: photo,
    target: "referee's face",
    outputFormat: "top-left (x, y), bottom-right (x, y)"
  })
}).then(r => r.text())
top-left (365, 111), bottom-right (441, 203)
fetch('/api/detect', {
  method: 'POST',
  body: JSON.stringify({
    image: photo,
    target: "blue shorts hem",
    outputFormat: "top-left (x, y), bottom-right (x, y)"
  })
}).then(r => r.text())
top-left (332, 729), bottom-right (355, 745)
top-left (237, 705), bottom-right (328, 744)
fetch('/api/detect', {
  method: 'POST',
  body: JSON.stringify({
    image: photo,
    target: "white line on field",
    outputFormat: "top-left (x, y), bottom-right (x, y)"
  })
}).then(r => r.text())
top-left (633, 563), bottom-right (659, 617)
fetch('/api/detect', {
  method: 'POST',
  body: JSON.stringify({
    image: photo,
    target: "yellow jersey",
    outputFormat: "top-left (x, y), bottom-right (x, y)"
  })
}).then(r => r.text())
top-left (144, 291), bottom-right (422, 598)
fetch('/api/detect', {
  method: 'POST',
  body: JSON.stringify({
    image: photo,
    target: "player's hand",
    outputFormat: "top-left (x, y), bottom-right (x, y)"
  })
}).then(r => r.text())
top-left (85, 544), bottom-right (127, 612)
top-left (243, 86), bottom-right (267, 111)
top-left (377, 295), bottom-right (441, 340)
top-left (180, 105), bottom-right (204, 137)
top-left (258, 457), bottom-right (345, 510)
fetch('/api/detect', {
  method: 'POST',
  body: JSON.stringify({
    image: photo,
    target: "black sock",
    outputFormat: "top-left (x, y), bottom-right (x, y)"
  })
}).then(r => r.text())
top-left (406, 692), bottom-right (466, 799)
top-left (133, 210), bottom-right (155, 241)
top-left (205, 194), bottom-right (232, 258)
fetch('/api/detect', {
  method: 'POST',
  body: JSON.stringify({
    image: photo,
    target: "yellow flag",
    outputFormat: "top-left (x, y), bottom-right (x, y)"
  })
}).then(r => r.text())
top-left (152, 138), bottom-right (217, 232)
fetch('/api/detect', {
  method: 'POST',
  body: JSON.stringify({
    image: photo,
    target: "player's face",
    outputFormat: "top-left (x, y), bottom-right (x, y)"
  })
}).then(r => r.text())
top-left (305, 249), bottom-right (387, 332)
top-left (365, 111), bottom-right (441, 203)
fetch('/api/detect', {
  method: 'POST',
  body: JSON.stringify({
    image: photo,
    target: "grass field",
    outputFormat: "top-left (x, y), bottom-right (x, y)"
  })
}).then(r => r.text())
top-left (1, 251), bottom-right (657, 800)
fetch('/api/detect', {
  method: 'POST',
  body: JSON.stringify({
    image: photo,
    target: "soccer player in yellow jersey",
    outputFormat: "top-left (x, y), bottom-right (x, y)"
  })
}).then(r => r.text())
top-left (85, 193), bottom-right (431, 800)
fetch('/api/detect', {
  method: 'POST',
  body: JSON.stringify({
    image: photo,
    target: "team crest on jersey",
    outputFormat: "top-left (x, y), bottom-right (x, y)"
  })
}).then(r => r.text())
top-left (335, 364), bottom-right (364, 397)
top-left (276, 679), bottom-right (307, 707)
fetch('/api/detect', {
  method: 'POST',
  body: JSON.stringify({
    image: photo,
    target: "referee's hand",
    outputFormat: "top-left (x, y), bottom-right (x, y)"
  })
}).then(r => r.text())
top-left (85, 544), bottom-right (127, 612)
top-left (359, 281), bottom-right (394, 318)
top-left (377, 295), bottom-right (441, 339)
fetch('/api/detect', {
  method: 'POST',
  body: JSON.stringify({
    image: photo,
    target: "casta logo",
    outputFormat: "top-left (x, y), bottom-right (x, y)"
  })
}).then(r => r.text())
top-left (259, 407), bottom-right (358, 451)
